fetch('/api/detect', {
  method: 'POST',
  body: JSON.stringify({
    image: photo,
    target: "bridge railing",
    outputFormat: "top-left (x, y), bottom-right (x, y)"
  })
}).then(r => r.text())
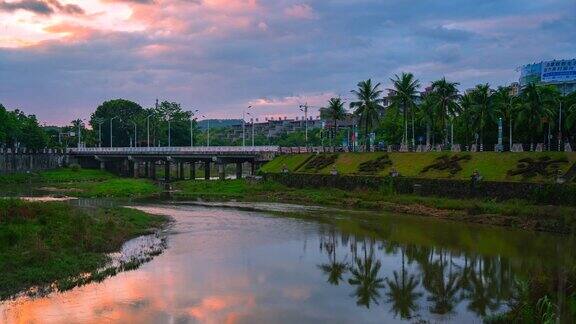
top-left (69, 146), bottom-right (280, 154)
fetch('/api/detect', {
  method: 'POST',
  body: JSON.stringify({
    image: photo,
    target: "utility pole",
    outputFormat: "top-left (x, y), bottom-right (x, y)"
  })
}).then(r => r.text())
top-left (190, 109), bottom-right (199, 147)
top-left (77, 120), bottom-right (82, 148)
top-left (243, 106), bottom-right (252, 146)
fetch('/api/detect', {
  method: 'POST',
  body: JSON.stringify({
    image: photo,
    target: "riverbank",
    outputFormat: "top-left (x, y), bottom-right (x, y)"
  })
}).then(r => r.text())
top-left (171, 179), bottom-right (576, 234)
top-left (0, 168), bottom-right (161, 198)
top-left (0, 199), bottom-right (169, 299)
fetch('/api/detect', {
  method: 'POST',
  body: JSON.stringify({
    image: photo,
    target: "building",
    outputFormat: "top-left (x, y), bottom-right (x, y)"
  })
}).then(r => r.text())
top-left (519, 59), bottom-right (576, 95)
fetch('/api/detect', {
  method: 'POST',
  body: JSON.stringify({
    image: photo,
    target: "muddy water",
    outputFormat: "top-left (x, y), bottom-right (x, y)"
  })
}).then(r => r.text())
top-left (1, 203), bottom-right (574, 323)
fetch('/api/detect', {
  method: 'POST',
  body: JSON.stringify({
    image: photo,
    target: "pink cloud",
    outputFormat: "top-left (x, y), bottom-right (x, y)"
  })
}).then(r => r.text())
top-left (284, 3), bottom-right (316, 20)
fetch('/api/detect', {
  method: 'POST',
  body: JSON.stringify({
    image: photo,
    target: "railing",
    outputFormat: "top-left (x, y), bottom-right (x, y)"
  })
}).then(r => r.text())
top-left (69, 146), bottom-right (280, 154)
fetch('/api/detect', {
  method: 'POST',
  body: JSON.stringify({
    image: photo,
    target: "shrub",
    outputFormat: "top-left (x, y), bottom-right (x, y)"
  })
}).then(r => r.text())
top-left (69, 163), bottom-right (82, 171)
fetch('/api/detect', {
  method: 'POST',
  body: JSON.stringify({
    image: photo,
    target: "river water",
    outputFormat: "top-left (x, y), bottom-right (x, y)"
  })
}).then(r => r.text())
top-left (1, 202), bottom-right (574, 323)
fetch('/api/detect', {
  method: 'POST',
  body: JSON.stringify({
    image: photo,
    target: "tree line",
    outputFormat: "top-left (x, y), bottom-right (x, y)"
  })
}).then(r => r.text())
top-left (322, 74), bottom-right (576, 149)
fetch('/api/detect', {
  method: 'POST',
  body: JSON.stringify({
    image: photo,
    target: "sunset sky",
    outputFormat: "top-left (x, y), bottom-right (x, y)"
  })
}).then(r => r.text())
top-left (1, 0), bottom-right (575, 125)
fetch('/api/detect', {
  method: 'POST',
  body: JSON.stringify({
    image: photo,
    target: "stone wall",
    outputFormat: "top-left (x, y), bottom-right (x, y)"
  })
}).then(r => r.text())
top-left (0, 148), bottom-right (68, 174)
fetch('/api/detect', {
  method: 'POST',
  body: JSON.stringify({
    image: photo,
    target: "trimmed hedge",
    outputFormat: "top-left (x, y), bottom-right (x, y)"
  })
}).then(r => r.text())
top-left (265, 173), bottom-right (576, 206)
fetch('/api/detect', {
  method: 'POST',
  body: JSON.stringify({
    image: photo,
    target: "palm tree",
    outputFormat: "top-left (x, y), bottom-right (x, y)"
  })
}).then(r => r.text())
top-left (517, 83), bottom-right (556, 147)
top-left (350, 79), bottom-right (385, 150)
top-left (430, 78), bottom-right (460, 145)
top-left (470, 84), bottom-right (494, 146)
top-left (458, 93), bottom-right (475, 147)
top-left (418, 93), bottom-right (436, 146)
top-left (389, 73), bottom-right (421, 146)
top-left (493, 86), bottom-right (520, 148)
top-left (320, 97), bottom-right (347, 148)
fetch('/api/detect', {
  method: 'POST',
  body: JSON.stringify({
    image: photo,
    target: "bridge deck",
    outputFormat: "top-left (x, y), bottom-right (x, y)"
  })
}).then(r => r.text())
top-left (69, 146), bottom-right (279, 155)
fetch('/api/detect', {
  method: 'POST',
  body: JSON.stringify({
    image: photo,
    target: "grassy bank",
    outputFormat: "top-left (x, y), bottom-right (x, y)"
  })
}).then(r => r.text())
top-left (261, 152), bottom-right (576, 182)
top-left (0, 199), bottom-right (168, 299)
top-left (172, 179), bottom-right (576, 234)
top-left (0, 168), bottom-right (161, 198)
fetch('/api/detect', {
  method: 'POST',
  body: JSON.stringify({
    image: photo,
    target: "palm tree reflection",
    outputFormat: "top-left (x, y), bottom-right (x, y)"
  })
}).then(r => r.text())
top-left (347, 243), bottom-right (385, 308)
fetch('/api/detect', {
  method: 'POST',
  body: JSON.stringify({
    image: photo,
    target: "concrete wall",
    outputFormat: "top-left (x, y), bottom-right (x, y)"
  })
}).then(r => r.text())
top-left (0, 148), bottom-right (68, 174)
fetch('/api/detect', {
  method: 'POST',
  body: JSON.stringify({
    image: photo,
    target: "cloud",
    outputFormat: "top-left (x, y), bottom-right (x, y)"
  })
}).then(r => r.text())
top-left (284, 3), bottom-right (317, 19)
top-left (0, 0), bottom-right (84, 16)
top-left (0, 0), bottom-right (574, 125)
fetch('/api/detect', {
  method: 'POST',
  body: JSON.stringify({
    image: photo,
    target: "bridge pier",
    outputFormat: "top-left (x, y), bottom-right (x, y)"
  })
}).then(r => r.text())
top-left (132, 161), bottom-right (139, 178)
top-left (204, 161), bottom-right (210, 180)
top-left (190, 162), bottom-right (196, 180)
top-left (99, 161), bottom-right (106, 171)
top-left (164, 160), bottom-right (171, 182)
top-left (218, 163), bottom-right (226, 180)
top-left (250, 161), bottom-right (256, 175)
top-left (236, 162), bottom-right (243, 179)
top-left (179, 162), bottom-right (185, 180)
top-left (151, 162), bottom-right (157, 180)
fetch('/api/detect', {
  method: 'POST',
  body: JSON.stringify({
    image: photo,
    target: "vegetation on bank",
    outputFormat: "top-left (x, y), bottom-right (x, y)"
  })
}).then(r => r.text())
top-left (0, 168), bottom-right (161, 198)
top-left (262, 152), bottom-right (576, 183)
top-left (172, 179), bottom-right (576, 234)
top-left (0, 199), bottom-right (168, 299)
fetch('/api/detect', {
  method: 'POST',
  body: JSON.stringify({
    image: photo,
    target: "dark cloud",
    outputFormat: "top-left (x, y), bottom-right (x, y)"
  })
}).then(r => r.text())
top-left (0, 0), bottom-right (83, 16)
top-left (0, 0), bottom-right (53, 15)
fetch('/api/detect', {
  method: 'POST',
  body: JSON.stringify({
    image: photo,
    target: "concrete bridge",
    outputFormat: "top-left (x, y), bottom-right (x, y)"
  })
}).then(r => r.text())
top-left (69, 146), bottom-right (279, 181)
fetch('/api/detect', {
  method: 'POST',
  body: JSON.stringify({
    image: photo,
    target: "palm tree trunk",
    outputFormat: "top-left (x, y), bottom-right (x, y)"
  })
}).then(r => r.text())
top-left (404, 103), bottom-right (408, 145)
top-left (411, 109), bottom-right (415, 147)
top-left (509, 118), bottom-right (512, 149)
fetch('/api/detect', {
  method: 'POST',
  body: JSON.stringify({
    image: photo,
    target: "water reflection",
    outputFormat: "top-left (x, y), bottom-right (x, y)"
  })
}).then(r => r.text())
top-left (1, 204), bottom-right (574, 323)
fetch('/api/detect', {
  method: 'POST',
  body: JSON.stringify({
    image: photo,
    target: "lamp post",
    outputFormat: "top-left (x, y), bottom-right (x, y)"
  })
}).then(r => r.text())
top-left (96, 120), bottom-right (104, 148)
top-left (299, 103), bottom-right (309, 146)
top-left (202, 115), bottom-right (210, 147)
top-left (110, 116), bottom-right (119, 148)
top-left (243, 106), bottom-right (252, 146)
top-left (190, 109), bottom-right (199, 147)
top-left (557, 98), bottom-right (562, 151)
top-left (167, 117), bottom-right (172, 147)
top-left (146, 113), bottom-right (154, 147)
top-left (130, 121), bottom-right (137, 147)
top-left (247, 112), bottom-right (255, 146)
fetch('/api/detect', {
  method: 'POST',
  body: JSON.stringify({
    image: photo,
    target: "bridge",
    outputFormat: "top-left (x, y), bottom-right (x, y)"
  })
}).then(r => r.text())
top-left (69, 146), bottom-right (280, 181)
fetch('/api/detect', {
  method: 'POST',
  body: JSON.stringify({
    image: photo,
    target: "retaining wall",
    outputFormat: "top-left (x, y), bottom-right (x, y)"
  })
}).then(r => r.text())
top-left (0, 148), bottom-right (68, 174)
top-left (264, 173), bottom-right (576, 206)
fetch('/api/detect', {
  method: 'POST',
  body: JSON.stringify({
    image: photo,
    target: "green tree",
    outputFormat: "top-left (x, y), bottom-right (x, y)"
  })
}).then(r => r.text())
top-left (90, 99), bottom-right (144, 147)
top-left (493, 86), bottom-right (520, 148)
top-left (350, 79), bottom-right (384, 150)
top-left (430, 78), bottom-right (460, 145)
top-left (470, 84), bottom-right (494, 146)
top-left (388, 72), bottom-right (421, 146)
top-left (320, 97), bottom-right (347, 148)
top-left (517, 84), bottom-right (557, 147)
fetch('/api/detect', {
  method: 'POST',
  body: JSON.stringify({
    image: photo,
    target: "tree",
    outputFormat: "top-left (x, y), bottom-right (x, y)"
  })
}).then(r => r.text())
top-left (470, 84), bottom-right (494, 146)
top-left (517, 83), bottom-right (557, 147)
top-left (90, 99), bottom-right (144, 147)
top-left (418, 93), bottom-right (437, 146)
top-left (350, 79), bottom-right (384, 150)
top-left (493, 86), bottom-right (520, 148)
top-left (320, 98), bottom-right (347, 148)
top-left (430, 78), bottom-right (460, 145)
top-left (389, 73), bottom-right (421, 146)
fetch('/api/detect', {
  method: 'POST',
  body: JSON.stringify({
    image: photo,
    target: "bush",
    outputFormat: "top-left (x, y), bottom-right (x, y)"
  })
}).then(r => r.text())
top-left (69, 163), bottom-right (82, 171)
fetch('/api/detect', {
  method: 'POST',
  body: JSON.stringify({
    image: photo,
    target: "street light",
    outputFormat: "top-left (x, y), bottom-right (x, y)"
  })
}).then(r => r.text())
top-left (130, 121), bottom-right (137, 147)
top-left (189, 109), bottom-right (199, 147)
top-left (299, 103), bottom-right (309, 146)
top-left (201, 115), bottom-right (210, 147)
top-left (556, 98), bottom-right (562, 151)
top-left (243, 106), bottom-right (252, 146)
top-left (94, 118), bottom-right (104, 147)
top-left (247, 112), bottom-right (255, 146)
top-left (167, 116), bottom-right (172, 147)
top-left (110, 116), bottom-right (119, 148)
top-left (146, 113), bottom-right (154, 147)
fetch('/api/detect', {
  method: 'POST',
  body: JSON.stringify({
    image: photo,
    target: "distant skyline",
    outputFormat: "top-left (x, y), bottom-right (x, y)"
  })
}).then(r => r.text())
top-left (1, 0), bottom-right (575, 126)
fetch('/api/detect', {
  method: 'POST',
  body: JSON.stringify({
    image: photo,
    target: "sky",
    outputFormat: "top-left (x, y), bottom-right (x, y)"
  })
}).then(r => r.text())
top-left (0, 0), bottom-right (575, 126)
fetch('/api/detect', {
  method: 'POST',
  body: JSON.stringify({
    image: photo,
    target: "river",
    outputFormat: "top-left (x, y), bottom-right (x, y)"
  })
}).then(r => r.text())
top-left (1, 202), bottom-right (574, 323)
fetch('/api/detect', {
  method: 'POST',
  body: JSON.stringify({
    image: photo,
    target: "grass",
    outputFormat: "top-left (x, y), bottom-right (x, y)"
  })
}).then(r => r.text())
top-left (0, 168), bottom-right (161, 198)
top-left (0, 199), bottom-right (168, 299)
top-left (263, 152), bottom-right (576, 182)
top-left (172, 179), bottom-right (576, 234)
